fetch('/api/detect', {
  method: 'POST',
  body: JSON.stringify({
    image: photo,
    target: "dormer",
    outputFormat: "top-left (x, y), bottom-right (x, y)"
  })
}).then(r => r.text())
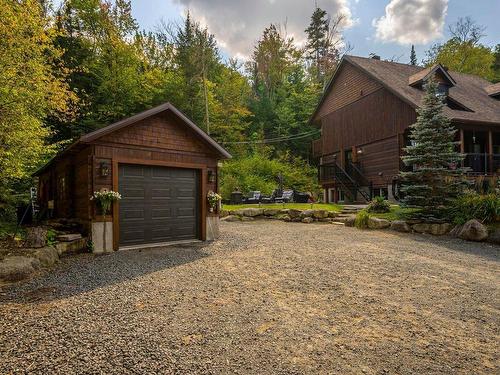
top-left (485, 82), bottom-right (500, 100)
top-left (408, 64), bottom-right (456, 95)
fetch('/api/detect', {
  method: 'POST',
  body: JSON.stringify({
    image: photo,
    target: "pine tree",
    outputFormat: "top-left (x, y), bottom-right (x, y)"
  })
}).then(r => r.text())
top-left (400, 80), bottom-right (466, 219)
top-left (410, 45), bottom-right (417, 65)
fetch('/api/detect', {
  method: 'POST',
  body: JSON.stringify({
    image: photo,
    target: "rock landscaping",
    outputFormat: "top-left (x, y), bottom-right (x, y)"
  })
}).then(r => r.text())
top-left (221, 207), bottom-right (350, 225)
top-left (221, 207), bottom-right (499, 245)
top-left (0, 226), bottom-right (88, 283)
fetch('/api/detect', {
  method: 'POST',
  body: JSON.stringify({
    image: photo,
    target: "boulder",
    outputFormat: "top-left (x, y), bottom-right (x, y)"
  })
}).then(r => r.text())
top-left (312, 210), bottom-right (329, 219)
top-left (412, 223), bottom-right (431, 233)
top-left (328, 211), bottom-right (338, 218)
top-left (287, 209), bottom-right (302, 219)
top-left (241, 216), bottom-right (255, 221)
top-left (368, 217), bottom-right (391, 229)
top-left (292, 217), bottom-right (303, 223)
top-left (280, 214), bottom-right (292, 222)
top-left (221, 215), bottom-right (241, 222)
top-left (220, 210), bottom-right (230, 218)
top-left (33, 246), bottom-right (59, 267)
top-left (263, 209), bottom-right (280, 216)
top-left (486, 228), bottom-right (500, 245)
top-left (457, 219), bottom-right (488, 242)
top-left (301, 217), bottom-right (314, 224)
top-left (0, 256), bottom-right (40, 282)
top-left (390, 220), bottom-right (411, 233)
top-left (241, 208), bottom-right (264, 217)
top-left (344, 216), bottom-right (356, 227)
top-left (428, 223), bottom-right (452, 236)
top-left (300, 210), bottom-right (314, 218)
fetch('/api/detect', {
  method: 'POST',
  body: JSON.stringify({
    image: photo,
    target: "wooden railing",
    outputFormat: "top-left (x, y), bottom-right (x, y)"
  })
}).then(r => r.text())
top-left (464, 153), bottom-right (500, 175)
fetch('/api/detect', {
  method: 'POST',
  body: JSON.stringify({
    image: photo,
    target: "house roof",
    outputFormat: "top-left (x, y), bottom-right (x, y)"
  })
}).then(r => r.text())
top-left (408, 63), bottom-right (456, 87)
top-left (34, 103), bottom-right (231, 176)
top-left (485, 82), bottom-right (500, 97)
top-left (311, 55), bottom-right (500, 126)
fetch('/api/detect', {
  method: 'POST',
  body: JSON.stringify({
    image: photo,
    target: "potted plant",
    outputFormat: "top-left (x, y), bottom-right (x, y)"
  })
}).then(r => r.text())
top-left (207, 190), bottom-right (222, 213)
top-left (90, 189), bottom-right (121, 251)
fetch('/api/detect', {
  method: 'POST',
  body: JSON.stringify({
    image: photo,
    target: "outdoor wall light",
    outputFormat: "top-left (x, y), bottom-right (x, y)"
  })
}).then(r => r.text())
top-left (207, 170), bottom-right (216, 183)
top-left (100, 162), bottom-right (110, 177)
top-left (357, 149), bottom-right (363, 155)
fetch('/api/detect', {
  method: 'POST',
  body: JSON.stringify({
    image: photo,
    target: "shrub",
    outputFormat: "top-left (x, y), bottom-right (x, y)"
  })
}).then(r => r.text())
top-left (220, 151), bottom-right (320, 200)
top-left (354, 210), bottom-right (370, 229)
top-left (366, 196), bottom-right (391, 213)
top-left (448, 192), bottom-right (500, 225)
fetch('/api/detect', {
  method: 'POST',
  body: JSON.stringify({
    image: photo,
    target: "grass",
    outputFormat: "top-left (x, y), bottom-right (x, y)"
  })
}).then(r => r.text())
top-left (366, 205), bottom-right (419, 221)
top-left (222, 202), bottom-right (343, 212)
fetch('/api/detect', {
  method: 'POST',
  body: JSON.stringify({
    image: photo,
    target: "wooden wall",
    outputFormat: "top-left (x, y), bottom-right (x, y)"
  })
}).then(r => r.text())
top-left (315, 62), bottom-right (382, 121)
top-left (320, 88), bottom-right (417, 157)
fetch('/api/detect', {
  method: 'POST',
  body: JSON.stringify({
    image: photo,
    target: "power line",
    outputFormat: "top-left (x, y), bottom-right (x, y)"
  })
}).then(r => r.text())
top-left (221, 129), bottom-right (320, 145)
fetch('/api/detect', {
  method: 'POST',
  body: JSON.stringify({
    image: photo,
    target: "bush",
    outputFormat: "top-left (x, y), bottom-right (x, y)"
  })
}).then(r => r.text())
top-left (448, 192), bottom-right (500, 225)
top-left (354, 210), bottom-right (370, 229)
top-left (220, 151), bottom-right (320, 200)
top-left (366, 196), bottom-right (391, 213)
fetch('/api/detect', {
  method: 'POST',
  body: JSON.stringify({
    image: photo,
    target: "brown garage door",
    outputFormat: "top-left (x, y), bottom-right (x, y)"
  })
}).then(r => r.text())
top-left (118, 164), bottom-right (199, 247)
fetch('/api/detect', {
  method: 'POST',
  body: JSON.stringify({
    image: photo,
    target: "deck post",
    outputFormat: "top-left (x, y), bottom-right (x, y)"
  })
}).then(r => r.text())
top-left (459, 129), bottom-right (465, 167)
top-left (488, 130), bottom-right (493, 174)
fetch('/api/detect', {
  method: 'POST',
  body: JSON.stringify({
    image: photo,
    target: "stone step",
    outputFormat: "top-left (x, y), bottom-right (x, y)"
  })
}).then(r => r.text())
top-left (57, 233), bottom-right (82, 242)
top-left (54, 238), bottom-right (87, 255)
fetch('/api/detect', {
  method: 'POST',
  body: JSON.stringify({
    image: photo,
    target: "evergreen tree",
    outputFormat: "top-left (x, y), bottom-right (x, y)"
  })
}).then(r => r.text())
top-left (410, 45), bottom-right (417, 65)
top-left (304, 7), bottom-right (345, 88)
top-left (400, 80), bottom-right (466, 218)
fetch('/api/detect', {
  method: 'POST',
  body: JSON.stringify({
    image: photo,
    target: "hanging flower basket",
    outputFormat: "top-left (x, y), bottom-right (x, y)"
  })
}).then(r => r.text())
top-left (207, 191), bottom-right (222, 213)
top-left (91, 190), bottom-right (122, 216)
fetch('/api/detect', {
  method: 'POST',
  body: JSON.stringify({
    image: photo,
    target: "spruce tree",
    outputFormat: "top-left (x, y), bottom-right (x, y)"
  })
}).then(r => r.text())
top-left (410, 45), bottom-right (417, 65)
top-left (400, 80), bottom-right (466, 219)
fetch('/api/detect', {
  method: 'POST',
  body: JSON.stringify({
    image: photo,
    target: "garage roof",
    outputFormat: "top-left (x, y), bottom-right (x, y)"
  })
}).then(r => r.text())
top-left (34, 103), bottom-right (231, 176)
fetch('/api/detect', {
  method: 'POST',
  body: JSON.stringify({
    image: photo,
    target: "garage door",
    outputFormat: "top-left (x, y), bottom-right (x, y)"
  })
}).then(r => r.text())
top-left (118, 164), bottom-right (199, 247)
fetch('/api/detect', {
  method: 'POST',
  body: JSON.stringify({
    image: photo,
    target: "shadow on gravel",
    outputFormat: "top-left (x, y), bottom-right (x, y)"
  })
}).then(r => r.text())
top-left (0, 242), bottom-right (211, 304)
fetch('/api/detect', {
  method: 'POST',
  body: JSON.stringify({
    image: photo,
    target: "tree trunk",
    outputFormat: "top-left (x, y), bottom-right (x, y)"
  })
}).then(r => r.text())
top-left (25, 227), bottom-right (47, 248)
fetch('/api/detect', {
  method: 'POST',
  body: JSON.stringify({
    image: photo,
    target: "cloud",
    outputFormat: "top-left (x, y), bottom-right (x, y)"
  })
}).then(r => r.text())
top-left (173, 0), bottom-right (354, 59)
top-left (373, 0), bottom-right (448, 45)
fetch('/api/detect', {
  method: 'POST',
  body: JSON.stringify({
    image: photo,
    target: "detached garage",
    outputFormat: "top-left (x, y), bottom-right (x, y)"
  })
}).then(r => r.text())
top-left (35, 103), bottom-right (230, 252)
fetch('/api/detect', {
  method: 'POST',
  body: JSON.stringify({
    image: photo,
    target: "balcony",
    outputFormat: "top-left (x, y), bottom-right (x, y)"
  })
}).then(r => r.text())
top-left (464, 153), bottom-right (500, 175)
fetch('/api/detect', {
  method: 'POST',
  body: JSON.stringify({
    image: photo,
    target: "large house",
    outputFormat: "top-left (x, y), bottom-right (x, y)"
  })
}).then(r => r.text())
top-left (310, 55), bottom-right (500, 203)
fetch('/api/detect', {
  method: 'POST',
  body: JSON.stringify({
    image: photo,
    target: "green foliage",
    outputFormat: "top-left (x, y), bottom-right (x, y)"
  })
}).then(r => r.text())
top-left (46, 229), bottom-right (57, 246)
top-left (220, 151), bottom-right (320, 200)
top-left (367, 196), bottom-right (391, 213)
top-left (424, 17), bottom-right (495, 80)
top-left (400, 80), bottom-right (467, 218)
top-left (0, 0), bottom-right (74, 188)
top-left (354, 210), bottom-right (370, 229)
top-left (448, 192), bottom-right (500, 225)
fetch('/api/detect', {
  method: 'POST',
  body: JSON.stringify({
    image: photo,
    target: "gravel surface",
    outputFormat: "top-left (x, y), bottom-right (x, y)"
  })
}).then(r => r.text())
top-left (1, 221), bottom-right (499, 374)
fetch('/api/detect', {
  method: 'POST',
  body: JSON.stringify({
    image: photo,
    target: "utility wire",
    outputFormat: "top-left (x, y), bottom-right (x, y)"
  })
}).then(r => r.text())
top-left (221, 129), bottom-right (320, 145)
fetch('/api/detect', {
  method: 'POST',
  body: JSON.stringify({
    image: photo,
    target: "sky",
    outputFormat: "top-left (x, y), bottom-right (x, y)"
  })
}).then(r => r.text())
top-left (60, 0), bottom-right (500, 64)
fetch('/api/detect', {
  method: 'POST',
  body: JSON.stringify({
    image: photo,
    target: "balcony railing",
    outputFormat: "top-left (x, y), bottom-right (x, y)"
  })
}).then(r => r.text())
top-left (464, 153), bottom-right (500, 175)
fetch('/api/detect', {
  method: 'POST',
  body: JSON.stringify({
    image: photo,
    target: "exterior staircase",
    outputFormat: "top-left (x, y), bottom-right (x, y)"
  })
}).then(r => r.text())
top-left (319, 162), bottom-right (372, 202)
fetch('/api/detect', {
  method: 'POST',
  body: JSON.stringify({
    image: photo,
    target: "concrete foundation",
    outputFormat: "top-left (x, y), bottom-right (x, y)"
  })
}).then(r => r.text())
top-left (206, 216), bottom-right (220, 241)
top-left (91, 221), bottom-right (114, 253)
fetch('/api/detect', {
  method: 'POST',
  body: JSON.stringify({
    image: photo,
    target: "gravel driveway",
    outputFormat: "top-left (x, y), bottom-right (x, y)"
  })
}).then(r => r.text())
top-left (1, 221), bottom-right (499, 374)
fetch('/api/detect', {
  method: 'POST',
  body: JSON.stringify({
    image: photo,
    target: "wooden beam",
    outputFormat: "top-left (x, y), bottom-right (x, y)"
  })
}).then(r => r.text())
top-left (459, 129), bottom-right (465, 154)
